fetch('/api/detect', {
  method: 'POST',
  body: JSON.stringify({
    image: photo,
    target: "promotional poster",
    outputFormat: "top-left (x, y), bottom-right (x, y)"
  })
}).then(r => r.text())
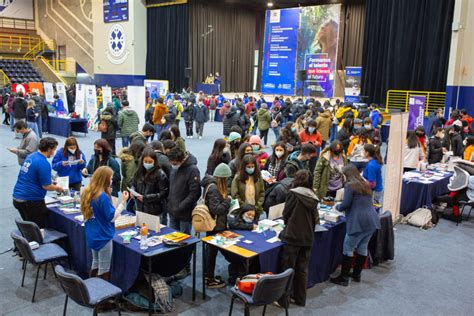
top-left (408, 95), bottom-right (426, 130)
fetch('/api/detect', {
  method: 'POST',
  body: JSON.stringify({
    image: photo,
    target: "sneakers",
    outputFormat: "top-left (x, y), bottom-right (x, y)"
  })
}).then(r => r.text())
top-left (205, 277), bottom-right (226, 289)
top-left (199, 136), bottom-right (202, 139)
top-left (175, 266), bottom-right (191, 280)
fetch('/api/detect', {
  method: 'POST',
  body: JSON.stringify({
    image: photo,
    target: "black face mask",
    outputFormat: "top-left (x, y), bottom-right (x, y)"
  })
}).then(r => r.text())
top-left (94, 149), bottom-right (102, 156)
top-left (332, 149), bottom-right (342, 156)
top-left (416, 132), bottom-right (424, 137)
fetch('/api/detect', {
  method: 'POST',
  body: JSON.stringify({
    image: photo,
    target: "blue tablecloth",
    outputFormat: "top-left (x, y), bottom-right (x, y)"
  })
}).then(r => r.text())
top-left (400, 172), bottom-right (452, 215)
top-left (47, 207), bottom-right (197, 292)
top-left (48, 116), bottom-right (88, 137)
top-left (195, 83), bottom-right (219, 95)
top-left (232, 219), bottom-right (346, 288)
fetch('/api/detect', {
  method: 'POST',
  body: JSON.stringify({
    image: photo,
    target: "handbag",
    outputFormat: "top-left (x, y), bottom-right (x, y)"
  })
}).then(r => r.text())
top-left (401, 207), bottom-right (432, 229)
top-left (98, 120), bottom-right (108, 133)
top-left (191, 184), bottom-right (216, 233)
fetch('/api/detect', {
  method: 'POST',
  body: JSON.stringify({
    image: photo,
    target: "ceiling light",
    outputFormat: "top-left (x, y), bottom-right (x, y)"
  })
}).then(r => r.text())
top-left (268, 2), bottom-right (274, 7)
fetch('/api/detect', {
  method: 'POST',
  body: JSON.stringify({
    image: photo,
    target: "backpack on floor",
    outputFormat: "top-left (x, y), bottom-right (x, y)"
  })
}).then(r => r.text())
top-left (192, 184), bottom-right (216, 233)
top-left (401, 207), bottom-right (432, 229)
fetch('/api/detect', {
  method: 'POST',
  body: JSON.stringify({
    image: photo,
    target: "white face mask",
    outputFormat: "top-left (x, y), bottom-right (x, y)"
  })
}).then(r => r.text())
top-left (68, 148), bottom-right (76, 155)
top-left (364, 124), bottom-right (371, 129)
top-left (275, 151), bottom-right (284, 158)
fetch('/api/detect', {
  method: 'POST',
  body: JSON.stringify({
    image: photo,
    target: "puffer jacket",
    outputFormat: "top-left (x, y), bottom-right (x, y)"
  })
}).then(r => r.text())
top-left (202, 175), bottom-right (231, 232)
top-left (118, 148), bottom-right (138, 191)
top-left (223, 108), bottom-right (241, 136)
top-left (316, 110), bottom-right (332, 141)
top-left (257, 108), bottom-right (271, 131)
top-left (118, 109), bottom-right (140, 137)
top-left (132, 168), bottom-right (169, 216)
top-left (313, 147), bottom-right (348, 199)
top-left (100, 108), bottom-right (117, 140)
top-left (183, 104), bottom-right (195, 122)
top-left (284, 151), bottom-right (308, 178)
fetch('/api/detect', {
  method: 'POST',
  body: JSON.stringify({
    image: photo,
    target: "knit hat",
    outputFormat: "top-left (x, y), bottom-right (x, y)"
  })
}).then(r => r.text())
top-left (249, 135), bottom-right (262, 146)
top-left (228, 132), bottom-right (241, 143)
top-left (213, 163), bottom-right (232, 178)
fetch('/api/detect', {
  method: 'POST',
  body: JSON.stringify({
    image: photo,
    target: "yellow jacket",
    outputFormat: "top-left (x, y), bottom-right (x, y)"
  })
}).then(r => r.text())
top-left (336, 107), bottom-right (359, 127)
top-left (347, 136), bottom-right (372, 156)
top-left (464, 145), bottom-right (474, 161)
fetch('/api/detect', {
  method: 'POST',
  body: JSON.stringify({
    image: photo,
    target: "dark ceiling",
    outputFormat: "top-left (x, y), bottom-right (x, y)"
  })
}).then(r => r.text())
top-left (196, 0), bottom-right (364, 11)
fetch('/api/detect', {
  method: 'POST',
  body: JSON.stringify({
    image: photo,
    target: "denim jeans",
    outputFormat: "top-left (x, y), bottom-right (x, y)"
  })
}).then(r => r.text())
top-left (91, 240), bottom-right (113, 275)
top-left (9, 113), bottom-right (14, 131)
top-left (209, 109), bottom-right (216, 122)
top-left (343, 229), bottom-right (376, 256)
top-left (272, 126), bottom-right (280, 140)
top-left (27, 121), bottom-right (39, 137)
top-left (121, 136), bottom-right (130, 148)
top-left (42, 115), bottom-right (48, 132)
top-left (154, 124), bottom-right (164, 139)
top-left (36, 116), bottom-right (42, 138)
top-left (168, 214), bottom-right (192, 234)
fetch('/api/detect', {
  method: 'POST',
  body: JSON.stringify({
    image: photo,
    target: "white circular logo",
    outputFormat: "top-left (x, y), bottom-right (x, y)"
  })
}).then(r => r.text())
top-left (108, 24), bottom-right (126, 57)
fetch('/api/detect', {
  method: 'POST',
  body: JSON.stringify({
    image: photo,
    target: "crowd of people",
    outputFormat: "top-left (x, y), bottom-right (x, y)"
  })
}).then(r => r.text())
top-left (7, 87), bottom-right (474, 309)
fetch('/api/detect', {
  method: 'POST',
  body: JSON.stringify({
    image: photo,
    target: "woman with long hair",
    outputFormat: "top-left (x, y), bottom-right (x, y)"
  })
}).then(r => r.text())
top-left (170, 124), bottom-right (186, 152)
top-left (83, 139), bottom-right (121, 197)
top-left (202, 163), bottom-right (233, 288)
top-left (206, 138), bottom-right (231, 175)
top-left (264, 142), bottom-right (288, 180)
top-left (404, 131), bottom-right (425, 172)
top-left (131, 148), bottom-right (169, 216)
top-left (347, 128), bottom-right (372, 172)
top-left (330, 165), bottom-right (380, 287)
top-left (362, 144), bottom-right (384, 204)
top-left (52, 137), bottom-right (87, 191)
top-left (231, 154), bottom-right (265, 216)
top-left (81, 166), bottom-right (129, 279)
top-left (337, 118), bottom-right (353, 153)
top-left (118, 141), bottom-right (146, 192)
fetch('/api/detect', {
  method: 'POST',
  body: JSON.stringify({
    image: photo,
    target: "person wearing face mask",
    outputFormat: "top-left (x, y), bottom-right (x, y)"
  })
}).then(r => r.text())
top-left (13, 137), bottom-right (64, 228)
top-left (415, 125), bottom-right (427, 154)
top-left (170, 124), bottom-right (186, 152)
top-left (363, 117), bottom-right (380, 145)
top-left (270, 104), bottom-right (283, 139)
top-left (228, 131), bottom-right (242, 159)
top-left (313, 140), bottom-right (348, 199)
top-left (347, 128), bottom-right (372, 172)
top-left (257, 103), bottom-right (272, 145)
top-left (118, 141), bottom-right (146, 192)
top-left (83, 139), bottom-right (121, 197)
top-left (249, 135), bottom-right (269, 169)
top-left (231, 154), bottom-right (265, 216)
top-left (278, 122), bottom-right (301, 152)
top-left (299, 120), bottom-right (322, 149)
top-left (52, 137), bottom-right (87, 191)
top-left (8, 120), bottom-right (39, 166)
top-left (316, 108), bottom-right (333, 147)
top-left (284, 143), bottom-right (316, 179)
top-left (206, 138), bottom-right (231, 175)
top-left (228, 143), bottom-right (253, 186)
top-left (443, 125), bottom-right (464, 158)
top-left (336, 118), bottom-right (353, 153)
top-left (264, 142), bottom-right (289, 180)
top-left (428, 127), bottom-right (448, 164)
top-left (131, 149), bottom-right (169, 217)
top-left (463, 136), bottom-right (474, 162)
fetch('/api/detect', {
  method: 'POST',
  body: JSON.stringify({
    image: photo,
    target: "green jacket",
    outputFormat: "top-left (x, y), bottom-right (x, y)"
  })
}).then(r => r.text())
top-left (118, 148), bottom-right (138, 191)
top-left (175, 136), bottom-right (186, 152)
top-left (118, 109), bottom-right (140, 137)
top-left (257, 108), bottom-right (271, 131)
top-left (313, 147), bottom-right (348, 199)
top-left (231, 174), bottom-right (265, 216)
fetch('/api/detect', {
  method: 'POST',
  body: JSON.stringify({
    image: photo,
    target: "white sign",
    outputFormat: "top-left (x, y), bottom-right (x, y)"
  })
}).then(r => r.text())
top-left (102, 86), bottom-right (112, 106)
top-left (85, 85), bottom-right (97, 118)
top-left (43, 82), bottom-right (54, 103)
top-left (106, 24), bottom-right (129, 64)
top-left (75, 84), bottom-right (85, 117)
top-left (56, 82), bottom-right (68, 114)
top-left (127, 86), bottom-right (145, 127)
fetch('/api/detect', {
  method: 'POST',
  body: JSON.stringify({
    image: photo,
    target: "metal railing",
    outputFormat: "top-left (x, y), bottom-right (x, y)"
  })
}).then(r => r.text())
top-left (0, 34), bottom-right (44, 52)
top-left (38, 56), bottom-right (67, 84)
top-left (0, 69), bottom-right (10, 85)
top-left (46, 59), bottom-right (76, 73)
top-left (23, 39), bottom-right (55, 59)
top-left (385, 90), bottom-right (446, 115)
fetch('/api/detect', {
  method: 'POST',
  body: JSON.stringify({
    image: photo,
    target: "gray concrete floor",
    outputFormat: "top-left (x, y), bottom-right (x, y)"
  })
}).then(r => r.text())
top-left (0, 120), bottom-right (473, 315)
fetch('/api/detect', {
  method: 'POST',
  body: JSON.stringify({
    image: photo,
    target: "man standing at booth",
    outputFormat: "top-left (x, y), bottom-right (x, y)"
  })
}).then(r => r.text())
top-left (12, 137), bottom-right (64, 228)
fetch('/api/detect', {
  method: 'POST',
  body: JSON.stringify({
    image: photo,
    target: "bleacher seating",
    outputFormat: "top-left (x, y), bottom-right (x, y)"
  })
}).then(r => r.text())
top-left (0, 59), bottom-right (43, 83)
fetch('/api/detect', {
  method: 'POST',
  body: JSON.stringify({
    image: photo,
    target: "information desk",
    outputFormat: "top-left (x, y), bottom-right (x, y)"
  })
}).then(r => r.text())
top-left (201, 218), bottom-right (346, 298)
top-left (400, 171), bottom-right (452, 215)
top-left (195, 83), bottom-right (219, 95)
top-left (47, 206), bottom-right (200, 307)
top-left (48, 116), bottom-right (88, 138)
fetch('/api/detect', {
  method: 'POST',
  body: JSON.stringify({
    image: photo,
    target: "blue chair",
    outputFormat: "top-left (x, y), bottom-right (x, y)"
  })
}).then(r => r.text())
top-left (15, 217), bottom-right (68, 245)
top-left (229, 268), bottom-right (294, 316)
top-left (11, 231), bottom-right (68, 302)
top-left (55, 265), bottom-right (122, 316)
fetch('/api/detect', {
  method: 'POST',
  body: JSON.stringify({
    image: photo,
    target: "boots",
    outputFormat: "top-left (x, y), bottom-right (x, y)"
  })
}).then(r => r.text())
top-left (351, 255), bottom-right (367, 282)
top-left (330, 255), bottom-right (352, 286)
top-left (89, 269), bottom-right (98, 278)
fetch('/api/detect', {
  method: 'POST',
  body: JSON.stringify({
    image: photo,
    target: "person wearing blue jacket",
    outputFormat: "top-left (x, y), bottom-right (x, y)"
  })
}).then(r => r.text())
top-left (331, 164), bottom-right (380, 286)
top-left (80, 166), bottom-right (129, 279)
top-left (52, 137), bottom-right (87, 191)
top-left (52, 94), bottom-right (66, 114)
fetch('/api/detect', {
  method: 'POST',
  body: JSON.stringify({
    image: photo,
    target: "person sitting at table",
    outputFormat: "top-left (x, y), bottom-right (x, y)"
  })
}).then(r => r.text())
top-left (13, 137), bottom-right (64, 228)
top-left (52, 94), bottom-right (66, 115)
top-left (82, 139), bottom-right (121, 197)
top-left (131, 148), bottom-right (169, 218)
top-left (52, 137), bottom-right (87, 191)
top-left (231, 154), bottom-right (265, 218)
top-left (80, 166), bottom-right (129, 280)
top-left (277, 170), bottom-right (319, 307)
top-left (331, 165), bottom-right (380, 287)
top-left (363, 144), bottom-right (384, 205)
top-left (404, 131), bottom-right (425, 173)
top-left (204, 73), bottom-right (214, 84)
top-left (428, 127), bottom-right (447, 164)
top-left (202, 163), bottom-right (232, 288)
top-left (119, 141), bottom-right (145, 192)
top-left (347, 127), bottom-right (372, 172)
top-left (463, 136), bottom-right (474, 162)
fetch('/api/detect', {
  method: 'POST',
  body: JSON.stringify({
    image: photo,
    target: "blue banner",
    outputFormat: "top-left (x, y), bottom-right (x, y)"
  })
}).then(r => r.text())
top-left (261, 8), bottom-right (300, 95)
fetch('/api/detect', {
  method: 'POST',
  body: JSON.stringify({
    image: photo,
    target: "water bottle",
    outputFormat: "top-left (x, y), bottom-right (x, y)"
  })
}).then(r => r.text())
top-left (140, 223), bottom-right (148, 250)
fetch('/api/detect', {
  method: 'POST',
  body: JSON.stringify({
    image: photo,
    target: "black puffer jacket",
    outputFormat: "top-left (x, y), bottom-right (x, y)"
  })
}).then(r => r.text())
top-left (223, 108), bottom-right (241, 136)
top-left (100, 108), bottom-right (118, 140)
top-left (263, 177), bottom-right (293, 214)
top-left (132, 168), bottom-right (169, 216)
top-left (428, 136), bottom-right (444, 164)
top-left (168, 153), bottom-right (201, 221)
top-left (12, 97), bottom-right (27, 119)
top-left (202, 175), bottom-right (231, 232)
top-left (279, 187), bottom-right (320, 247)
